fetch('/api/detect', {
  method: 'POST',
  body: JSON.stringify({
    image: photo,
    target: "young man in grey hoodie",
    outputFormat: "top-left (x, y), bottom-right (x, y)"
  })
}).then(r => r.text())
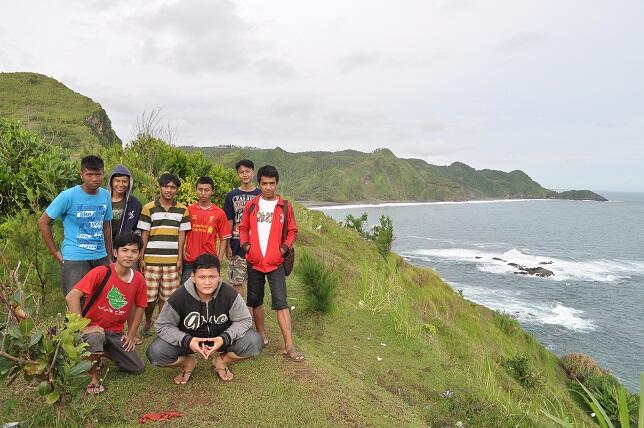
top-left (146, 253), bottom-right (262, 384)
top-left (108, 165), bottom-right (142, 245)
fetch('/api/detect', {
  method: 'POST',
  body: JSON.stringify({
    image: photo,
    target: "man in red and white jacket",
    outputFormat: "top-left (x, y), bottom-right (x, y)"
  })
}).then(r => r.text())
top-left (238, 165), bottom-right (302, 361)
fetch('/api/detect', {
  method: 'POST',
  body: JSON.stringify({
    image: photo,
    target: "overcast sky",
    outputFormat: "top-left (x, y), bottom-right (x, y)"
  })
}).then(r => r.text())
top-left (2, 1), bottom-right (643, 191)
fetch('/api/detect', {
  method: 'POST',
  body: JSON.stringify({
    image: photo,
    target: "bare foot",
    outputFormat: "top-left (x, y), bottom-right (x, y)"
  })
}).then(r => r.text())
top-left (212, 355), bottom-right (234, 381)
top-left (173, 356), bottom-right (196, 385)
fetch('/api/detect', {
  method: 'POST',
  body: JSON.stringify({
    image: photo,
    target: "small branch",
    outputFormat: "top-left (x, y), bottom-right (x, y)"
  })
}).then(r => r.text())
top-left (0, 349), bottom-right (36, 365)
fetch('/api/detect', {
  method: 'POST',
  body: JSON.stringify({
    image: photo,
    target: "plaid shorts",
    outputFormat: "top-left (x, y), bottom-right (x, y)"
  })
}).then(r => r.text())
top-left (228, 255), bottom-right (248, 286)
top-left (144, 265), bottom-right (180, 303)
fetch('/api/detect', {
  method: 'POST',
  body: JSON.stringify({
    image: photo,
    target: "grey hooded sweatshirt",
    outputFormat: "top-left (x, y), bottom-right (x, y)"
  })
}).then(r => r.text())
top-left (155, 278), bottom-right (253, 348)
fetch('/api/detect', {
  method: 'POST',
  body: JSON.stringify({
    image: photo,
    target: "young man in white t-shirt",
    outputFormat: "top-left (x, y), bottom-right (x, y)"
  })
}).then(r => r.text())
top-left (238, 165), bottom-right (303, 361)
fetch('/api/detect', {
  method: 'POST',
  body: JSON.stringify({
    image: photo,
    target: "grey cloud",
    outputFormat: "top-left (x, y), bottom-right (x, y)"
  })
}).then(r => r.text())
top-left (269, 101), bottom-right (317, 120)
top-left (434, 0), bottom-right (474, 13)
top-left (130, 0), bottom-right (292, 76)
top-left (500, 31), bottom-right (546, 52)
top-left (339, 51), bottom-right (382, 72)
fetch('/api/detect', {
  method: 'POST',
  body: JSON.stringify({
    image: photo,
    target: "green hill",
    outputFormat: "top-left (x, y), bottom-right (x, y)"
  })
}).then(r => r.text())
top-left (0, 72), bottom-right (121, 148)
top-left (183, 146), bottom-right (607, 203)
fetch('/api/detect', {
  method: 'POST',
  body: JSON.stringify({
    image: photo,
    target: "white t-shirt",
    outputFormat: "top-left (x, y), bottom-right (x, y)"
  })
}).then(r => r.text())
top-left (257, 197), bottom-right (279, 257)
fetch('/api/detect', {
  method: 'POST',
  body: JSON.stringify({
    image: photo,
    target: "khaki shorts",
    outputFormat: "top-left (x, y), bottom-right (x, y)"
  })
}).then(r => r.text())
top-left (228, 255), bottom-right (248, 286)
top-left (144, 264), bottom-right (179, 303)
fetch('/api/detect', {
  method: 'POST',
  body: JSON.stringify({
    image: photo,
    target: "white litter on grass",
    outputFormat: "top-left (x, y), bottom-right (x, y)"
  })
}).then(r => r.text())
top-left (380, 343), bottom-right (387, 347)
top-left (316, 225), bottom-right (322, 230)
top-left (377, 356), bottom-right (383, 361)
top-left (367, 337), bottom-right (371, 340)
top-left (290, 306), bottom-right (295, 310)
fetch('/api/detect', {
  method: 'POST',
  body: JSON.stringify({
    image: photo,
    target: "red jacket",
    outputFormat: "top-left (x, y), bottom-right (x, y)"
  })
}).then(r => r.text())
top-left (239, 195), bottom-right (297, 273)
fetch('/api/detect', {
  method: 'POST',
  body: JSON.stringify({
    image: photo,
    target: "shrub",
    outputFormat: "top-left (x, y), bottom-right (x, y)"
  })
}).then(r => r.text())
top-left (0, 117), bottom-right (77, 217)
top-left (372, 215), bottom-right (394, 258)
top-left (502, 353), bottom-right (542, 389)
top-left (570, 372), bottom-right (640, 426)
top-left (561, 352), bottom-right (603, 382)
top-left (296, 251), bottom-right (338, 313)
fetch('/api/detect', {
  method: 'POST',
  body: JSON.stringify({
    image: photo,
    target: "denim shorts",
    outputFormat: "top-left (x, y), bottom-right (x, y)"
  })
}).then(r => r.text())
top-left (246, 263), bottom-right (288, 310)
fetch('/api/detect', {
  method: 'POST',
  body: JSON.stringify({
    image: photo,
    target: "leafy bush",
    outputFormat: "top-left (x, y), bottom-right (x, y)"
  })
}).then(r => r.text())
top-left (570, 372), bottom-right (640, 426)
top-left (0, 117), bottom-right (77, 217)
top-left (296, 251), bottom-right (338, 313)
top-left (561, 352), bottom-right (604, 382)
top-left (502, 353), bottom-right (542, 389)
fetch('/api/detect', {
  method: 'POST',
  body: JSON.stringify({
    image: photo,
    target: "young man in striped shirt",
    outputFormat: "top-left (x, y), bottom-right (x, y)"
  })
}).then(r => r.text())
top-left (137, 173), bottom-right (191, 336)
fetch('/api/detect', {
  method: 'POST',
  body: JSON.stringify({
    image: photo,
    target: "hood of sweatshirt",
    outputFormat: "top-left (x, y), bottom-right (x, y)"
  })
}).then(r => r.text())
top-left (108, 165), bottom-right (134, 199)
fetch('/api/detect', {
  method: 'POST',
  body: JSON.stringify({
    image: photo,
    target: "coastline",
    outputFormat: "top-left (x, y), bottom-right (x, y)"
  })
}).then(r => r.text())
top-left (305, 198), bottom-right (556, 210)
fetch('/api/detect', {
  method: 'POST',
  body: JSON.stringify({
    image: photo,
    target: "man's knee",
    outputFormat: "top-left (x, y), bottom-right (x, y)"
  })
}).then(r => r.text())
top-left (146, 338), bottom-right (169, 366)
top-left (238, 330), bottom-right (263, 358)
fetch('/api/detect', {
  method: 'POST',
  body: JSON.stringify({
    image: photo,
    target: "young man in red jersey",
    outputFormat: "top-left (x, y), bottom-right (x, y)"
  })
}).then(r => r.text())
top-left (181, 176), bottom-right (232, 286)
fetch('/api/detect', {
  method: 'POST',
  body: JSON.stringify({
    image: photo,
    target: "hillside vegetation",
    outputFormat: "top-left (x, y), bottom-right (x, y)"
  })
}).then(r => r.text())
top-left (0, 72), bottom-right (121, 149)
top-left (0, 117), bottom-right (600, 427)
top-left (184, 146), bottom-right (607, 203)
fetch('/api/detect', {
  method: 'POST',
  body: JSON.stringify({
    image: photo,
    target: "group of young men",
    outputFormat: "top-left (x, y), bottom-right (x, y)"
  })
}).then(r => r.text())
top-left (38, 155), bottom-right (302, 394)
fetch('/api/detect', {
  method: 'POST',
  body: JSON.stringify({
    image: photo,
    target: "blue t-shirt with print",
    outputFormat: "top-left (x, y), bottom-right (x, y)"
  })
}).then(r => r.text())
top-left (223, 187), bottom-right (261, 257)
top-left (45, 185), bottom-right (113, 261)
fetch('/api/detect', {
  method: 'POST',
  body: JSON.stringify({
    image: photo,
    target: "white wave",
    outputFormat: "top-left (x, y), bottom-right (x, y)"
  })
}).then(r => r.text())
top-left (448, 282), bottom-right (595, 332)
top-left (310, 199), bottom-right (551, 210)
top-left (405, 248), bottom-right (644, 283)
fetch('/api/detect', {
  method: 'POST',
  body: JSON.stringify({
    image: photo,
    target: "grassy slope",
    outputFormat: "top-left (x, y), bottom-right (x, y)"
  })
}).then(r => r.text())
top-left (1, 204), bottom-right (591, 427)
top-left (0, 72), bottom-right (120, 148)
top-left (184, 146), bottom-right (605, 203)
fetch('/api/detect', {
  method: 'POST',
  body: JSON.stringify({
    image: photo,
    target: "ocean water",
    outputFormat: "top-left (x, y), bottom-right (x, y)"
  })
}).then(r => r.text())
top-left (315, 192), bottom-right (644, 391)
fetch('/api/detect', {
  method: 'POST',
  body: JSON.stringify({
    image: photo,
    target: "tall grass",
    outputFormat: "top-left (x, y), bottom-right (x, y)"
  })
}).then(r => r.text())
top-left (296, 251), bottom-right (338, 313)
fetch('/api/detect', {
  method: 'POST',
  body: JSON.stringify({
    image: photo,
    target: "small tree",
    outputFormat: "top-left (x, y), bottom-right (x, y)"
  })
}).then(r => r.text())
top-left (296, 251), bottom-right (338, 313)
top-left (344, 213), bottom-right (394, 258)
top-left (372, 215), bottom-right (394, 258)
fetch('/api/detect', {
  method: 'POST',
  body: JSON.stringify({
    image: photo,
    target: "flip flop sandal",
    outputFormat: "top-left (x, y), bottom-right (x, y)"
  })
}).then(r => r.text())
top-left (284, 348), bottom-right (305, 362)
top-left (134, 337), bottom-right (143, 346)
top-left (213, 367), bottom-right (234, 382)
top-left (173, 370), bottom-right (193, 385)
top-left (85, 383), bottom-right (105, 395)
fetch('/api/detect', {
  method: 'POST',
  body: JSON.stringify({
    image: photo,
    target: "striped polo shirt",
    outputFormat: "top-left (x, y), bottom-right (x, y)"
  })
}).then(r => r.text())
top-left (137, 199), bottom-right (191, 266)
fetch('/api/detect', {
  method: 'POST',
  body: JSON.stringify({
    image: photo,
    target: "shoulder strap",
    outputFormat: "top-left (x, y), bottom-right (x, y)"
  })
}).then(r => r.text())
top-left (82, 266), bottom-right (112, 317)
top-left (282, 200), bottom-right (289, 244)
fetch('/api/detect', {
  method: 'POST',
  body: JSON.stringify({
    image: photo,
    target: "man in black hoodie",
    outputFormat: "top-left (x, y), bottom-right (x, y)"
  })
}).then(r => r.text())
top-left (108, 165), bottom-right (142, 245)
top-left (146, 253), bottom-right (262, 384)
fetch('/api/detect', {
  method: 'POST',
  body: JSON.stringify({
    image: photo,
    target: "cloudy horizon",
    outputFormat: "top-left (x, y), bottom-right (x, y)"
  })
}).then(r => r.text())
top-left (2, 0), bottom-right (643, 192)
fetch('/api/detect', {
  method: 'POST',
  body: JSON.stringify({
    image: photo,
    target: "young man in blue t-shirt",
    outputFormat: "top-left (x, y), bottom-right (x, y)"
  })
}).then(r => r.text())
top-left (223, 160), bottom-right (261, 296)
top-left (39, 155), bottom-right (113, 296)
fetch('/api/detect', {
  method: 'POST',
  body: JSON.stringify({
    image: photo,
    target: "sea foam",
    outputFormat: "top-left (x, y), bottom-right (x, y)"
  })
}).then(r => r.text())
top-left (448, 282), bottom-right (596, 332)
top-left (405, 248), bottom-right (644, 283)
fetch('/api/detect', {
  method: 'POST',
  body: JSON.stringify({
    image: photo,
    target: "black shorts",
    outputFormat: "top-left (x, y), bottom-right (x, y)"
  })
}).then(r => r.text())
top-left (246, 263), bottom-right (288, 310)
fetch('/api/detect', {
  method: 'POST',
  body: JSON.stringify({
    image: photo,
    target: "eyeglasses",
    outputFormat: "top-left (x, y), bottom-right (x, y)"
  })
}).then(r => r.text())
top-left (195, 275), bottom-right (218, 281)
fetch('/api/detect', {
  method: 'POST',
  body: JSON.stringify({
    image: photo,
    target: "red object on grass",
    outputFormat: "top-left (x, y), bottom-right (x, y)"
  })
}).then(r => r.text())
top-left (139, 411), bottom-right (186, 424)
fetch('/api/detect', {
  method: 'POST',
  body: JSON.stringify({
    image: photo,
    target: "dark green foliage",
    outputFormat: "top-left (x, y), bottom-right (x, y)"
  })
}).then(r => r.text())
top-left (571, 372), bottom-right (640, 425)
top-left (372, 215), bottom-right (394, 258)
top-left (0, 117), bottom-right (78, 217)
top-left (502, 353), bottom-right (543, 389)
top-left (296, 251), bottom-right (338, 313)
top-left (344, 213), bottom-right (372, 239)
